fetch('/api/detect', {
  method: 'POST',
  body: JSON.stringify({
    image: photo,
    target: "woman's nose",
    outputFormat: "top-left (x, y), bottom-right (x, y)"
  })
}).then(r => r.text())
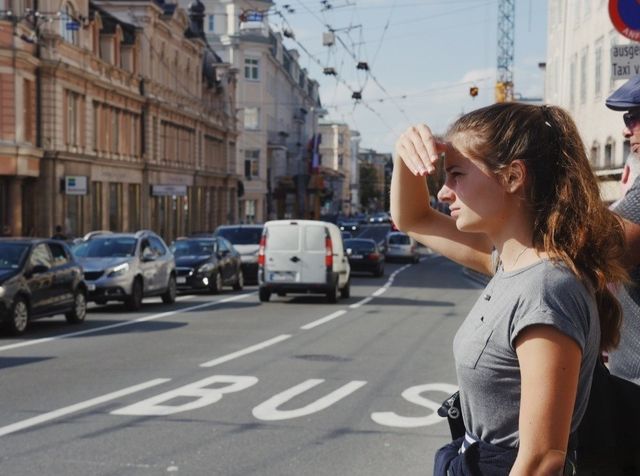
top-left (437, 184), bottom-right (454, 203)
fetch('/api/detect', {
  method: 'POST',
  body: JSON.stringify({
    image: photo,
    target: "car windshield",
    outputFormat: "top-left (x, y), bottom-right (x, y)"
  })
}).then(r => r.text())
top-left (216, 227), bottom-right (263, 245)
top-left (344, 240), bottom-right (375, 253)
top-left (388, 234), bottom-right (411, 245)
top-left (73, 237), bottom-right (137, 258)
top-left (172, 240), bottom-right (215, 257)
top-left (0, 243), bottom-right (30, 269)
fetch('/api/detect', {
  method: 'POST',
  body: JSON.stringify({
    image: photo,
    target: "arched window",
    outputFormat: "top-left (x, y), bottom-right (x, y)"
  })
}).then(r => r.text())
top-left (59, 4), bottom-right (79, 45)
top-left (590, 141), bottom-right (600, 167)
top-left (604, 138), bottom-right (615, 168)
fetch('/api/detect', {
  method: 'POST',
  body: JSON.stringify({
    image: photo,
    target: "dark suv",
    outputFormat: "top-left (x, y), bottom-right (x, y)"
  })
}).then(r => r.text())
top-left (0, 238), bottom-right (87, 335)
top-left (213, 225), bottom-right (264, 283)
top-left (73, 230), bottom-right (176, 310)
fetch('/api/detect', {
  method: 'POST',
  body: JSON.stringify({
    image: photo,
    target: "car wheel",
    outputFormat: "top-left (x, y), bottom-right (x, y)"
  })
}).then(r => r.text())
top-left (259, 287), bottom-right (271, 302)
top-left (208, 271), bottom-right (222, 294)
top-left (326, 279), bottom-right (339, 303)
top-left (4, 296), bottom-right (29, 335)
top-left (125, 278), bottom-right (143, 311)
top-left (232, 269), bottom-right (244, 291)
top-left (340, 278), bottom-right (350, 299)
top-left (65, 290), bottom-right (87, 324)
top-left (162, 275), bottom-right (177, 304)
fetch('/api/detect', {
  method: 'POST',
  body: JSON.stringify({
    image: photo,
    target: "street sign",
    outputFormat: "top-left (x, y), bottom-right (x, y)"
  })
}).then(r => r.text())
top-left (151, 184), bottom-right (187, 196)
top-left (611, 44), bottom-right (640, 80)
top-left (609, 0), bottom-right (640, 42)
top-left (65, 176), bottom-right (87, 195)
top-left (65, 21), bottom-right (80, 31)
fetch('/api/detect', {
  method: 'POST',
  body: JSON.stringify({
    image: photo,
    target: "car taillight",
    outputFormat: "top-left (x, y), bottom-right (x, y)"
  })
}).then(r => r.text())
top-left (367, 252), bottom-right (379, 261)
top-left (325, 237), bottom-right (333, 267)
top-left (258, 236), bottom-right (266, 266)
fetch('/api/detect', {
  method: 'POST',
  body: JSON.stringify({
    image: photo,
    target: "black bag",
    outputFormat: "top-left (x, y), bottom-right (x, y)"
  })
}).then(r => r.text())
top-left (437, 391), bottom-right (466, 440)
top-left (577, 358), bottom-right (640, 475)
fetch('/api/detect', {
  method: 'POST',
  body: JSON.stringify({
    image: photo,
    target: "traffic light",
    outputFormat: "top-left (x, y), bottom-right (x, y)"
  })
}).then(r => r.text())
top-left (469, 86), bottom-right (479, 98)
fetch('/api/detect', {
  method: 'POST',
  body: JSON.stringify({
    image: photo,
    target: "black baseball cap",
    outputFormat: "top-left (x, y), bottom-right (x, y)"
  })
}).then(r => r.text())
top-left (606, 74), bottom-right (640, 111)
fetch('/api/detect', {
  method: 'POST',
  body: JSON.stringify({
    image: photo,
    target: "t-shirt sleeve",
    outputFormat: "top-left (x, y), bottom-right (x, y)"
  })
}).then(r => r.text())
top-left (509, 273), bottom-right (591, 352)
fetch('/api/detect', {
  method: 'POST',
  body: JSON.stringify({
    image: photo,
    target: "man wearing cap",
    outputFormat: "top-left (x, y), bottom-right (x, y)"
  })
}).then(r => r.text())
top-left (606, 73), bottom-right (640, 384)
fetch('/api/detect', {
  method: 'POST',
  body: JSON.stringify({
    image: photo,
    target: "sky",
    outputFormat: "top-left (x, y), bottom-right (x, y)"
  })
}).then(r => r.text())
top-left (272, 0), bottom-right (548, 153)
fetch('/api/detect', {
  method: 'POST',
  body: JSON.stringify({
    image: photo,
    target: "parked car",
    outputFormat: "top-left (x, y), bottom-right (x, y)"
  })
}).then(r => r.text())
top-left (213, 225), bottom-right (264, 284)
top-left (170, 237), bottom-right (243, 293)
top-left (258, 220), bottom-right (351, 303)
top-left (341, 231), bottom-right (353, 240)
top-left (344, 238), bottom-right (385, 277)
top-left (369, 211), bottom-right (392, 223)
top-left (0, 238), bottom-right (87, 335)
top-left (72, 230), bottom-right (177, 310)
top-left (385, 231), bottom-right (420, 263)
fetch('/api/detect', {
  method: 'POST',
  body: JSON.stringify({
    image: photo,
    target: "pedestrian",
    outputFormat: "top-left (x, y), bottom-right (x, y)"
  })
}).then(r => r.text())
top-left (391, 102), bottom-right (627, 475)
top-left (51, 225), bottom-right (67, 240)
top-left (604, 75), bottom-right (640, 385)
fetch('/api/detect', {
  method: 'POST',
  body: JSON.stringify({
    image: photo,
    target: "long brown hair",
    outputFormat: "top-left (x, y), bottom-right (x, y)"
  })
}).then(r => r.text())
top-left (446, 102), bottom-right (627, 351)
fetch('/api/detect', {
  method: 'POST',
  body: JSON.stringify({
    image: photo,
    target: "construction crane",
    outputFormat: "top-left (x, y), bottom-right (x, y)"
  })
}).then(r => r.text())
top-left (496, 0), bottom-right (515, 103)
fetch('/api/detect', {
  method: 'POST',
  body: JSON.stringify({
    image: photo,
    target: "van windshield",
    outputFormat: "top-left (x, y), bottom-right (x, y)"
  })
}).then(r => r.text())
top-left (267, 226), bottom-right (299, 251)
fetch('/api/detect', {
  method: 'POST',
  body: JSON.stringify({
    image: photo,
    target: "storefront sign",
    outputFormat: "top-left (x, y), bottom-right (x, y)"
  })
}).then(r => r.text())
top-left (65, 176), bottom-right (88, 195)
top-left (151, 185), bottom-right (187, 196)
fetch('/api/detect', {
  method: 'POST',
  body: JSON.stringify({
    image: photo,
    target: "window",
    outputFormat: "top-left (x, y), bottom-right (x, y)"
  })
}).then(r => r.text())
top-left (208, 14), bottom-right (215, 32)
top-left (48, 243), bottom-right (69, 267)
top-left (29, 244), bottom-right (52, 269)
top-left (580, 47), bottom-right (588, 104)
top-left (244, 107), bottom-right (259, 129)
top-left (244, 200), bottom-right (256, 223)
top-left (604, 140), bottom-right (615, 168)
top-left (244, 58), bottom-right (259, 80)
top-left (594, 37), bottom-right (603, 97)
top-left (109, 182), bottom-right (122, 231)
top-left (149, 236), bottom-right (167, 256)
top-left (128, 184), bottom-right (140, 231)
top-left (244, 150), bottom-right (260, 179)
top-left (66, 90), bottom-right (81, 146)
top-left (59, 4), bottom-right (79, 45)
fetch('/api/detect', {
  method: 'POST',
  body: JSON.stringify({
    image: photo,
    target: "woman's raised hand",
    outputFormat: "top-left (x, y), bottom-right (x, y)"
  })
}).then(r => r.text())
top-left (395, 124), bottom-right (446, 176)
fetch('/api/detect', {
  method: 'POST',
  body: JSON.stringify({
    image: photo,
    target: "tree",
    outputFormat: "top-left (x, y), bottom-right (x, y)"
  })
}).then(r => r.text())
top-left (359, 163), bottom-right (382, 210)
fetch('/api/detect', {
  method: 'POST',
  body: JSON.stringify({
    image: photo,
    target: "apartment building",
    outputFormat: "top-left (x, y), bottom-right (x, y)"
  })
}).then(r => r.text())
top-left (0, 0), bottom-right (238, 240)
top-left (317, 122), bottom-right (353, 215)
top-left (194, 0), bottom-right (323, 222)
top-left (545, 0), bottom-right (635, 201)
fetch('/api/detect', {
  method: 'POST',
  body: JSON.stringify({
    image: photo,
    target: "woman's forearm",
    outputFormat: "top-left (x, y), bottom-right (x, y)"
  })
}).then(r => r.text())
top-left (389, 156), bottom-right (431, 231)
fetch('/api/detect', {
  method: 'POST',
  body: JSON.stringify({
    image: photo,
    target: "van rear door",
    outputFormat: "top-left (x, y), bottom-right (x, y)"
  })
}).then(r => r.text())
top-left (264, 223), bottom-right (302, 283)
top-left (299, 223), bottom-right (328, 284)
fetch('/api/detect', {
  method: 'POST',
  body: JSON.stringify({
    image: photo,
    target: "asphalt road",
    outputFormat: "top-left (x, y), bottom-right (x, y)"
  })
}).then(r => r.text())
top-left (0, 253), bottom-right (484, 476)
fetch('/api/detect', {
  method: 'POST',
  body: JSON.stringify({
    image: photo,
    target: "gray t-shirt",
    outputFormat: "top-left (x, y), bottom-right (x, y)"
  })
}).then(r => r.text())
top-left (610, 175), bottom-right (640, 383)
top-left (453, 259), bottom-right (600, 447)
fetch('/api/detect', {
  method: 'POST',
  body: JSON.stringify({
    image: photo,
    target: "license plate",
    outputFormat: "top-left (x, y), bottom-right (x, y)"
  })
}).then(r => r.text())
top-left (87, 283), bottom-right (96, 291)
top-left (351, 254), bottom-right (363, 259)
top-left (177, 277), bottom-right (187, 284)
top-left (270, 272), bottom-right (294, 282)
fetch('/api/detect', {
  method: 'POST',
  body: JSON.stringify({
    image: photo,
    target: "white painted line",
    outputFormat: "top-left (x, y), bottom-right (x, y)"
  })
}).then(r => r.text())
top-left (300, 310), bottom-right (347, 330)
top-left (200, 334), bottom-right (292, 368)
top-left (0, 292), bottom-right (256, 353)
top-left (0, 378), bottom-right (170, 437)
top-left (372, 288), bottom-right (386, 297)
top-left (349, 297), bottom-right (373, 309)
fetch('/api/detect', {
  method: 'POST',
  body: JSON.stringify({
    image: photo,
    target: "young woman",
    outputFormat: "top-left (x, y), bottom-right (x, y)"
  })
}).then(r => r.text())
top-left (391, 103), bottom-right (627, 475)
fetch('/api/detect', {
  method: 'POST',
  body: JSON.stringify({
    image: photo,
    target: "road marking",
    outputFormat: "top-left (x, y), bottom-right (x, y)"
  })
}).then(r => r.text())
top-left (349, 297), bottom-right (372, 309)
top-left (200, 334), bottom-right (292, 367)
top-left (0, 378), bottom-right (170, 437)
top-left (300, 310), bottom-right (347, 330)
top-left (0, 292), bottom-right (256, 353)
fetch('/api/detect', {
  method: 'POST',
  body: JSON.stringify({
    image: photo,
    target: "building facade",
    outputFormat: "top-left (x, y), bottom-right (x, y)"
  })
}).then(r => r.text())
top-left (0, 0), bottom-right (238, 241)
top-left (318, 121), bottom-right (352, 215)
top-left (195, 0), bottom-right (322, 222)
top-left (545, 0), bottom-right (635, 201)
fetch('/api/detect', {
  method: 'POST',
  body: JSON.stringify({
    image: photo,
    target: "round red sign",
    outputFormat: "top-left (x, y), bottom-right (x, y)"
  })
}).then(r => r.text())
top-left (609, 0), bottom-right (640, 42)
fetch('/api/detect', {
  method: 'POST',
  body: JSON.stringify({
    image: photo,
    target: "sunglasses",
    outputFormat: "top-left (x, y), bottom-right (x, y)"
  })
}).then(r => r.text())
top-left (623, 111), bottom-right (640, 128)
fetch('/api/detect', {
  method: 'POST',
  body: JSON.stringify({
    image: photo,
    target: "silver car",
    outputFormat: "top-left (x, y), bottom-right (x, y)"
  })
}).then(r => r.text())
top-left (73, 230), bottom-right (177, 310)
top-left (384, 231), bottom-right (420, 263)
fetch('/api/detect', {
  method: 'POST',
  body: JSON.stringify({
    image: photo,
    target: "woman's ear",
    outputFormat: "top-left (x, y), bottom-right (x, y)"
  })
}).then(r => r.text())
top-left (505, 160), bottom-right (526, 193)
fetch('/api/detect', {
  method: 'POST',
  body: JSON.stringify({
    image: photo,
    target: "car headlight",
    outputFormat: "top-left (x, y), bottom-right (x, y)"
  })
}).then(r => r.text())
top-left (107, 262), bottom-right (129, 278)
top-left (197, 263), bottom-right (214, 273)
top-left (0, 286), bottom-right (5, 298)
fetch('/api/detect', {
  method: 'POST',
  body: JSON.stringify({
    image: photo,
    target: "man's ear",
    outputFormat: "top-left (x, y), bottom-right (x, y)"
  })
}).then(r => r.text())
top-left (621, 164), bottom-right (631, 185)
top-left (505, 160), bottom-right (526, 193)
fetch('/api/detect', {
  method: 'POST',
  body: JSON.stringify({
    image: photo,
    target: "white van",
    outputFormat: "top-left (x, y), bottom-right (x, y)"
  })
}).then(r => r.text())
top-left (258, 220), bottom-right (351, 303)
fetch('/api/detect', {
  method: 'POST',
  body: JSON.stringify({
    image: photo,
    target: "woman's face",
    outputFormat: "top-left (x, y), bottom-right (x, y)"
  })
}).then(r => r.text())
top-left (437, 146), bottom-right (512, 235)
